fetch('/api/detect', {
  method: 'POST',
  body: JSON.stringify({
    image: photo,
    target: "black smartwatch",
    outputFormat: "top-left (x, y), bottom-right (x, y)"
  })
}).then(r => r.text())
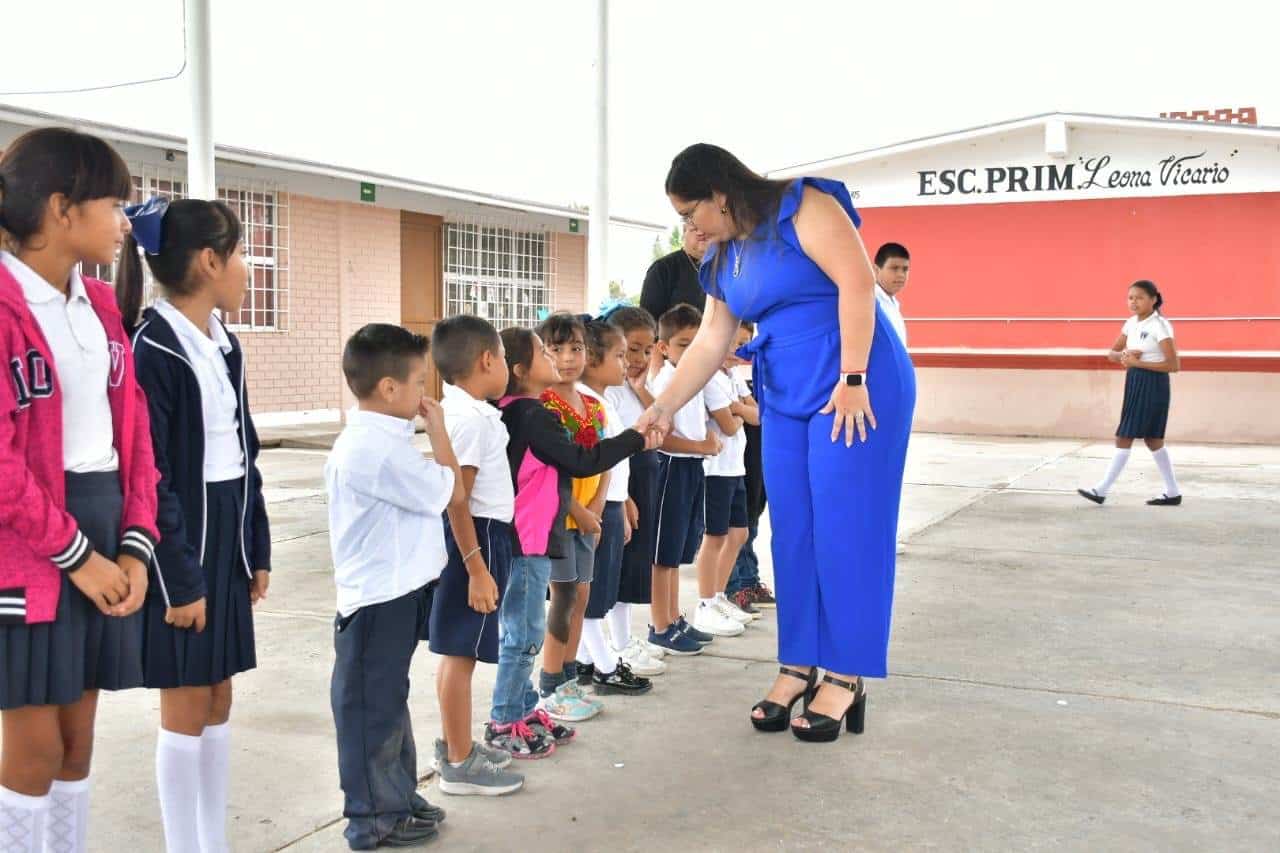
top-left (840, 372), bottom-right (865, 387)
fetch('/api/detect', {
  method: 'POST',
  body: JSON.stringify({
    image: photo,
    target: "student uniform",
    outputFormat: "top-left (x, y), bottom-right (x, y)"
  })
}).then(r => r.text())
top-left (651, 361), bottom-right (708, 569)
top-left (132, 301), bottom-right (270, 688)
top-left (579, 383), bottom-right (629, 620)
top-left (325, 408), bottom-right (454, 849)
top-left (1116, 313), bottom-right (1175, 439)
top-left (0, 254), bottom-right (159, 709)
top-left (434, 383), bottom-right (515, 664)
top-left (609, 384), bottom-right (659, 604)
top-left (703, 370), bottom-right (749, 537)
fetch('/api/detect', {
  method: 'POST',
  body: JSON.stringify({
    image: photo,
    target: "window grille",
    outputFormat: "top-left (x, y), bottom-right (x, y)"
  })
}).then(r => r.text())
top-left (443, 218), bottom-right (557, 329)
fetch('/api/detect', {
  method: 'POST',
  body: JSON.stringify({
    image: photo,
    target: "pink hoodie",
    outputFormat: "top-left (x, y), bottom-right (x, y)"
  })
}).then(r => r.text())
top-left (0, 263), bottom-right (160, 624)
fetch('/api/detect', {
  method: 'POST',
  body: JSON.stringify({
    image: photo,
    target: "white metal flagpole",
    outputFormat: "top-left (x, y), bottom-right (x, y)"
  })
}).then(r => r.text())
top-left (185, 0), bottom-right (215, 200)
top-left (587, 0), bottom-right (609, 313)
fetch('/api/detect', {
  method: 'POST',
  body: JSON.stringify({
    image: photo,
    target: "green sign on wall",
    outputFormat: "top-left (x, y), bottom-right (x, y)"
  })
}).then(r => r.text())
top-left (568, 218), bottom-right (580, 233)
top-left (360, 182), bottom-right (376, 203)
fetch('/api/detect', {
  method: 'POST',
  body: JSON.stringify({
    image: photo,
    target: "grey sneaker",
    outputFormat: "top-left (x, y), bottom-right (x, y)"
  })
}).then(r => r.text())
top-left (436, 745), bottom-right (524, 797)
top-left (434, 738), bottom-right (512, 770)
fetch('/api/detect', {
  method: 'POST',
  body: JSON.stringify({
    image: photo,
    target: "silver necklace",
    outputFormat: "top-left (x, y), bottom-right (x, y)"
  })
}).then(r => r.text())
top-left (732, 238), bottom-right (747, 278)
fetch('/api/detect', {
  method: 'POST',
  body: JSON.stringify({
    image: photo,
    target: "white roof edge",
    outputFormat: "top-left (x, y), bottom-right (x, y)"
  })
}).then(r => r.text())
top-left (767, 111), bottom-right (1280, 177)
top-left (0, 103), bottom-right (666, 231)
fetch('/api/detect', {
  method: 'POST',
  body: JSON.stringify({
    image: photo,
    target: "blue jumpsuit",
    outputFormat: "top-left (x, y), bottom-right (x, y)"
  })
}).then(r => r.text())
top-left (700, 178), bottom-right (915, 677)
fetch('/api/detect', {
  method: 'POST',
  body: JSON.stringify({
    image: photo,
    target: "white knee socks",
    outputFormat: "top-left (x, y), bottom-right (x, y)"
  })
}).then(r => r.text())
top-left (156, 729), bottom-right (202, 853)
top-left (43, 777), bottom-right (89, 853)
top-left (0, 785), bottom-right (47, 853)
top-left (1093, 448), bottom-right (1131, 496)
top-left (606, 603), bottom-right (631, 652)
top-left (1151, 448), bottom-right (1181, 498)
top-left (197, 723), bottom-right (231, 853)
top-left (579, 619), bottom-right (615, 676)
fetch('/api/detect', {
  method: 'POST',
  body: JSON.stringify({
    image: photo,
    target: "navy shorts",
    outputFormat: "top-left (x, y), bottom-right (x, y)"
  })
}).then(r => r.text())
top-left (705, 475), bottom-right (748, 536)
top-left (585, 502), bottom-right (625, 619)
top-left (654, 455), bottom-right (705, 569)
top-left (429, 517), bottom-right (512, 664)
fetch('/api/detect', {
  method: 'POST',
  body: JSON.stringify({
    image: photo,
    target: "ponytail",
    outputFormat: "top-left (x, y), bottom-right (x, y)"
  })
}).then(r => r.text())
top-left (116, 233), bottom-right (146, 328)
top-left (1131, 279), bottom-right (1164, 314)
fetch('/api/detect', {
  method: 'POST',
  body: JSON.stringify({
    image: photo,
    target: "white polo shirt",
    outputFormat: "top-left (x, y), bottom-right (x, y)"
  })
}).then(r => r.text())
top-left (440, 383), bottom-right (514, 522)
top-left (2, 252), bottom-right (117, 473)
top-left (651, 360), bottom-right (707, 458)
top-left (876, 284), bottom-right (908, 346)
top-left (703, 370), bottom-right (747, 477)
top-left (584, 383), bottom-right (630, 502)
top-left (154, 299), bottom-right (245, 482)
top-left (325, 408), bottom-right (455, 618)
top-left (1122, 313), bottom-right (1174, 363)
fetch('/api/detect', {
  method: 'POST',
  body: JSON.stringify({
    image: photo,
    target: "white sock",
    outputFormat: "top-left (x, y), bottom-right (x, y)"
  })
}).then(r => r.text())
top-left (1093, 448), bottom-right (1131, 496)
top-left (156, 729), bottom-right (202, 853)
top-left (1151, 448), bottom-right (1181, 497)
top-left (580, 619), bottom-right (615, 676)
top-left (698, 597), bottom-right (717, 609)
top-left (0, 785), bottom-right (48, 853)
top-left (43, 778), bottom-right (89, 853)
top-left (606, 603), bottom-right (631, 652)
top-left (197, 723), bottom-right (232, 853)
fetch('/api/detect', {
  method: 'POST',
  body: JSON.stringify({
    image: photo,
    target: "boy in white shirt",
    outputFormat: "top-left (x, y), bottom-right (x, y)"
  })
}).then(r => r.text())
top-left (693, 344), bottom-right (761, 639)
top-left (647, 304), bottom-right (721, 657)
top-left (873, 242), bottom-right (910, 345)
top-left (326, 323), bottom-right (481, 849)
top-left (430, 315), bottom-right (525, 796)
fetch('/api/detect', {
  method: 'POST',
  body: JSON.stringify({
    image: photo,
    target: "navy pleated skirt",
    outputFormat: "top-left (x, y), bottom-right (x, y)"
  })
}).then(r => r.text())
top-left (0, 472), bottom-right (144, 710)
top-left (1116, 368), bottom-right (1171, 439)
top-left (143, 480), bottom-right (257, 688)
top-left (617, 450), bottom-right (659, 605)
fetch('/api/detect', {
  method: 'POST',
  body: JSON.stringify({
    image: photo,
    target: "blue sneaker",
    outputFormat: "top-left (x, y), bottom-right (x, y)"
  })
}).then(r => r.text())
top-left (675, 615), bottom-right (714, 646)
top-left (647, 624), bottom-right (702, 656)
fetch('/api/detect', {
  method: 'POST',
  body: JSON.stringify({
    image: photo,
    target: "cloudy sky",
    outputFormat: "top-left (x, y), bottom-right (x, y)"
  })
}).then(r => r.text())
top-left (4, 0), bottom-right (1277, 290)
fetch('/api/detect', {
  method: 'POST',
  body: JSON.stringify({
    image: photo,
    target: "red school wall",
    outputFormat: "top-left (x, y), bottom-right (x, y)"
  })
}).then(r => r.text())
top-left (857, 192), bottom-right (1280, 352)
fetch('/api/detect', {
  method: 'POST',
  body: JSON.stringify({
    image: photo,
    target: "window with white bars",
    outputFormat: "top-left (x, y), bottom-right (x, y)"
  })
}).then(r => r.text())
top-left (83, 164), bottom-right (290, 331)
top-left (444, 219), bottom-right (557, 329)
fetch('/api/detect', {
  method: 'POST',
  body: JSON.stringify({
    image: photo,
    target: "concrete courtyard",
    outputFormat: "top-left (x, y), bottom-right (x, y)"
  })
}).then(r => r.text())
top-left (73, 433), bottom-right (1278, 851)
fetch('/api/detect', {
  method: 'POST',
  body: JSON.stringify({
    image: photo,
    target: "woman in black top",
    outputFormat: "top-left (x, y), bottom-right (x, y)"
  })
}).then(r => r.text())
top-left (639, 221), bottom-right (709, 321)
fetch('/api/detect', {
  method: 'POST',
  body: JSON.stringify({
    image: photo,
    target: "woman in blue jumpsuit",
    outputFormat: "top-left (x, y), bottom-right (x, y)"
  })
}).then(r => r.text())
top-left (636, 144), bottom-right (915, 743)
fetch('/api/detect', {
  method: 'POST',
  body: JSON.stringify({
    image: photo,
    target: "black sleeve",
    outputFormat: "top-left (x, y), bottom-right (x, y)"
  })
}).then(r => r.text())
top-left (135, 349), bottom-right (208, 608)
top-left (523, 406), bottom-right (644, 478)
top-left (639, 256), bottom-right (672, 324)
top-left (241, 376), bottom-right (271, 572)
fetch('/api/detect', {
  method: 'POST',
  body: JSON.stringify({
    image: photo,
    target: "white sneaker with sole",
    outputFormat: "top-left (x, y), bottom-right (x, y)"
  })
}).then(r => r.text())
top-left (715, 593), bottom-right (756, 624)
top-left (693, 602), bottom-right (745, 637)
top-left (618, 638), bottom-right (667, 676)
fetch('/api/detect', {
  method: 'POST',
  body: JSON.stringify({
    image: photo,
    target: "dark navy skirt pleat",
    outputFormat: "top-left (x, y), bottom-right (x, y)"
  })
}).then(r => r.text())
top-left (143, 480), bottom-right (257, 688)
top-left (617, 450), bottom-right (659, 605)
top-left (0, 472), bottom-right (143, 710)
top-left (1116, 368), bottom-right (1171, 439)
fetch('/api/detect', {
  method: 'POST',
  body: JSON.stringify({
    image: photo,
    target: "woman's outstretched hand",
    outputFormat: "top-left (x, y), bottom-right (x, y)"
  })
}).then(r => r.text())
top-left (632, 404), bottom-right (672, 451)
top-left (821, 381), bottom-right (876, 446)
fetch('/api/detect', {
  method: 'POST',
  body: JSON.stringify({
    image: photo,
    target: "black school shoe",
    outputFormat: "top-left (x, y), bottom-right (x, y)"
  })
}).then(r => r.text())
top-left (576, 662), bottom-right (595, 686)
top-left (592, 660), bottom-right (653, 695)
top-left (377, 816), bottom-right (439, 848)
top-left (1147, 494), bottom-right (1183, 506)
top-left (411, 794), bottom-right (445, 825)
top-left (1077, 488), bottom-right (1105, 504)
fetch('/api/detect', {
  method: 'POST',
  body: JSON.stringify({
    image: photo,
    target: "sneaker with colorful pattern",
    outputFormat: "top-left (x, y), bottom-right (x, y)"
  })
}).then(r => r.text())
top-left (540, 681), bottom-right (601, 722)
top-left (483, 719), bottom-right (556, 760)
top-left (524, 708), bottom-right (576, 745)
top-left (559, 679), bottom-right (605, 716)
top-left (749, 584), bottom-right (776, 607)
top-left (732, 589), bottom-right (761, 616)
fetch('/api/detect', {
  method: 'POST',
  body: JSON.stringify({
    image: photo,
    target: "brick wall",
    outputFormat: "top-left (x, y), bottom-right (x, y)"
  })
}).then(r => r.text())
top-left (238, 195), bottom-right (401, 415)
top-left (238, 194), bottom-right (342, 414)
top-left (552, 233), bottom-right (588, 314)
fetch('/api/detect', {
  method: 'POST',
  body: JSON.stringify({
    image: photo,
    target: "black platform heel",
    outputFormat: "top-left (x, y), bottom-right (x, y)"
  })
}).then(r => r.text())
top-left (791, 674), bottom-right (866, 743)
top-left (750, 666), bottom-right (818, 732)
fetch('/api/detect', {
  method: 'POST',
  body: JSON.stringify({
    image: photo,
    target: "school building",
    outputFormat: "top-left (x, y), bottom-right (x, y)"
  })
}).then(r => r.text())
top-left (772, 111), bottom-right (1280, 444)
top-left (0, 105), bottom-right (662, 422)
